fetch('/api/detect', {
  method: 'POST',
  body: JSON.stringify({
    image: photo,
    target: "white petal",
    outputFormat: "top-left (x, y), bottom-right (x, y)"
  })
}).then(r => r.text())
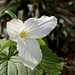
top-left (24, 16), bottom-right (57, 38)
top-left (17, 39), bottom-right (42, 70)
top-left (7, 19), bottom-right (24, 42)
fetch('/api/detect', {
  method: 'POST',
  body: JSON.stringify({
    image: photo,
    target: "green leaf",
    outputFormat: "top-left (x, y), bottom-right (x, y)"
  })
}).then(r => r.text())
top-left (37, 38), bottom-right (45, 46)
top-left (0, 51), bottom-right (27, 75)
top-left (40, 45), bottom-right (64, 75)
top-left (0, 38), bottom-right (64, 75)
top-left (0, 38), bottom-right (7, 47)
top-left (0, 39), bottom-right (43, 75)
top-left (26, 67), bottom-right (43, 75)
top-left (0, 39), bottom-right (17, 52)
top-left (5, 10), bottom-right (17, 19)
top-left (0, 38), bottom-right (9, 56)
top-left (37, 39), bottom-right (64, 75)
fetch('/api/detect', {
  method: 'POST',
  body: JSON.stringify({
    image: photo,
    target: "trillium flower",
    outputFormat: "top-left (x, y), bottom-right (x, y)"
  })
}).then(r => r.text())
top-left (7, 16), bottom-right (57, 70)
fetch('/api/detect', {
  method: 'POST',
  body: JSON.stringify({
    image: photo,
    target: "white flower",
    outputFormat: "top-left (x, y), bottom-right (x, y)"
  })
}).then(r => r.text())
top-left (7, 16), bottom-right (57, 70)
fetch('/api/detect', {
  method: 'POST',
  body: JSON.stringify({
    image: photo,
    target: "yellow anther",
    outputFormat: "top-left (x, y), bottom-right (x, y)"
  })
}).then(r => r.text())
top-left (19, 30), bottom-right (28, 38)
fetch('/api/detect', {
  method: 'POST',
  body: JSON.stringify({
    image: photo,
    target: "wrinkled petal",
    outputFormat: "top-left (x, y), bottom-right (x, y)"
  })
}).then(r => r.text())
top-left (7, 19), bottom-right (24, 42)
top-left (17, 39), bottom-right (42, 70)
top-left (24, 16), bottom-right (57, 38)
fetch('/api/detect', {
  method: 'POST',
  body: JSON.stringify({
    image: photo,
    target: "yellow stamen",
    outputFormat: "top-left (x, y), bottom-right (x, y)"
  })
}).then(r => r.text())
top-left (19, 30), bottom-right (28, 38)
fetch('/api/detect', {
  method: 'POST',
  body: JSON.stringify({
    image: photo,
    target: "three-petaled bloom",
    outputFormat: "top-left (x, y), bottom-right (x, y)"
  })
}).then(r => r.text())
top-left (7, 16), bottom-right (57, 70)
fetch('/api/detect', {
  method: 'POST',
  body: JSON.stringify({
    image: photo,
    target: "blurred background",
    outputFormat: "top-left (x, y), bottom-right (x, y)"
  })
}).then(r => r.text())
top-left (0, 0), bottom-right (75, 75)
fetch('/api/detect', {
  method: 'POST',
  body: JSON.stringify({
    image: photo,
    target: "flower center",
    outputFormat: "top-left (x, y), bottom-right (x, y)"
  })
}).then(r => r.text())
top-left (19, 30), bottom-right (28, 38)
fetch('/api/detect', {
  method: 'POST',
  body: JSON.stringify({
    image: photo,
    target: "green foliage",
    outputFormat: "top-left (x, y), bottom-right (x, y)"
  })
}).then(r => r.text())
top-left (0, 39), bottom-right (43, 75)
top-left (0, 38), bottom-right (64, 75)
top-left (5, 10), bottom-right (17, 19)
top-left (0, 39), bottom-right (17, 52)
top-left (37, 38), bottom-right (46, 46)
top-left (40, 45), bottom-right (64, 75)
top-left (38, 39), bottom-right (64, 75)
top-left (0, 39), bottom-right (27, 75)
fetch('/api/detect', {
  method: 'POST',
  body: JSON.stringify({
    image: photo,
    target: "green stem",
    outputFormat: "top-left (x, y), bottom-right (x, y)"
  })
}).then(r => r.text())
top-left (8, 46), bottom-right (13, 60)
